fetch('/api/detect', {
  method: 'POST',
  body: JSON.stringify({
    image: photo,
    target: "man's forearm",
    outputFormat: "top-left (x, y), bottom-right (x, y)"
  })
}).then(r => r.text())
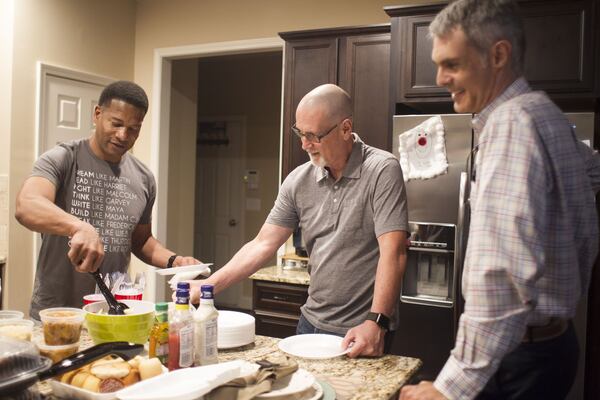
top-left (16, 193), bottom-right (82, 237)
top-left (372, 232), bottom-right (407, 317)
top-left (207, 239), bottom-right (276, 293)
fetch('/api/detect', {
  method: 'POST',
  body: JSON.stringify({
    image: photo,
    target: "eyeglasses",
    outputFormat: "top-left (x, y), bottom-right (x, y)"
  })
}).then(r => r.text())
top-left (291, 116), bottom-right (351, 143)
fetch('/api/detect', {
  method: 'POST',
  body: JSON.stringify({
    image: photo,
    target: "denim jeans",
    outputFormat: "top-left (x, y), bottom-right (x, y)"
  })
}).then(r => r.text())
top-left (296, 313), bottom-right (395, 353)
top-left (477, 321), bottom-right (579, 400)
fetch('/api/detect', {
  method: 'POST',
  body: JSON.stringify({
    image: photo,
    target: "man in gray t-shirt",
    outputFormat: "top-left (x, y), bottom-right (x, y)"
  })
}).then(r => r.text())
top-left (189, 84), bottom-right (408, 357)
top-left (16, 81), bottom-right (199, 319)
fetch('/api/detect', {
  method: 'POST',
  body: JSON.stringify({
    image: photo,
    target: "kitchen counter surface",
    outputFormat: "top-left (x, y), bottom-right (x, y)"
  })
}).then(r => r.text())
top-left (250, 265), bottom-right (310, 286)
top-left (38, 329), bottom-right (421, 400)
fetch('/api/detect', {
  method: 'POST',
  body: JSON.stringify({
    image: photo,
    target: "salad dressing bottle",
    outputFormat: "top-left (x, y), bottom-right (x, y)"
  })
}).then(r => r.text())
top-left (193, 284), bottom-right (219, 366)
top-left (168, 282), bottom-right (194, 371)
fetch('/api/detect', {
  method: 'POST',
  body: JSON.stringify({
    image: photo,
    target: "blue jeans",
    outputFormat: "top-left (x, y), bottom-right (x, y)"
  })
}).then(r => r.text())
top-left (296, 313), bottom-right (395, 353)
top-left (476, 321), bottom-right (578, 400)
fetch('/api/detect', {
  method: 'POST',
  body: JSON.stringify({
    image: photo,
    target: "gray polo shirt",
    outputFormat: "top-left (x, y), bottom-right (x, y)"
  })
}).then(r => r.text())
top-left (266, 134), bottom-right (408, 333)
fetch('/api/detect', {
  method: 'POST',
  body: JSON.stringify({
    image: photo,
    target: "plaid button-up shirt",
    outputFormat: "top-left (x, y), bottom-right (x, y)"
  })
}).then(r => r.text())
top-left (434, 77), bottom-right (600, 399)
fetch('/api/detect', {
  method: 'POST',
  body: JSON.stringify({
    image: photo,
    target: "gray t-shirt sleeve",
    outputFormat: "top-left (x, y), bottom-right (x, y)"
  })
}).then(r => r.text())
top-left (31, 144), bottom-right (74, 187)
top-left (372, 158), bottom-right (409, 237)
top-left (265, 173), bottom-right (299, 229)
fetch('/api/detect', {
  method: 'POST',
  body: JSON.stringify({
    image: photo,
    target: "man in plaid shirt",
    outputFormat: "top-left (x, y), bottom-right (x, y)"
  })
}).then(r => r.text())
top-left (400, 0), bottom-right (600, 399)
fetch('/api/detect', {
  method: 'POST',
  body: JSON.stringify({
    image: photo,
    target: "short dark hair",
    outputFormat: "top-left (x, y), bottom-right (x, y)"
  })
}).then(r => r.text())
top-left (430, 0), bottom-right (526, 75)
top-left (98, 80), bottom-right (149, 114)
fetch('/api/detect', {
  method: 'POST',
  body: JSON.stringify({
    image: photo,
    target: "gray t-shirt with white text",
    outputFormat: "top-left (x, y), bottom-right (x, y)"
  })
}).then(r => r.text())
top-left (266, 135), bottom-right (408, 333)
top-left (29, 139), bottom-right (155, 319)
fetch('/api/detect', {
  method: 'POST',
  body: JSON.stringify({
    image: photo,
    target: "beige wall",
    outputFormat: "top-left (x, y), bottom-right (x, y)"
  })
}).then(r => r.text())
top-left (0, 0), bottom-right (14, 258)
top-left (5, 0), bottom-right (137, 312)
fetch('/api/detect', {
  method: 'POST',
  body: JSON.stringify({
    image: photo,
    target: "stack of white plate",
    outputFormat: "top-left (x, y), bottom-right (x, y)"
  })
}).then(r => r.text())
top-left (217, 310), bottom-right (255, 349)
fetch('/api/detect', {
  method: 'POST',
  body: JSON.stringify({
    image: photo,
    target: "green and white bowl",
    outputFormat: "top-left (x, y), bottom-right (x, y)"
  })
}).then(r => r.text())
top-left (83, 300), bottom-right (155, 344)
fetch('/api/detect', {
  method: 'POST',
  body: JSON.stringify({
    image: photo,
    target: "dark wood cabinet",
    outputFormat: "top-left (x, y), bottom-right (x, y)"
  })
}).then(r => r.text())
top-left (385, 0), bottom-right (600, 109)
top-left (279, 25), bottom-right (391, 179)
top-left (252, 280), bottom-right (308, 338)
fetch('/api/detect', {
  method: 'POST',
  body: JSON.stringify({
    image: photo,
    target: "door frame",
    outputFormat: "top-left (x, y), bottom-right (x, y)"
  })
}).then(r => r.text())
top-left (150, 37), bottom-right (284, 244)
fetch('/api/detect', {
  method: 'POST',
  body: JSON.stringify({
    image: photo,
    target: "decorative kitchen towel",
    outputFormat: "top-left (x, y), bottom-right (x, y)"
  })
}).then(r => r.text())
top-left (397, 115), bottom-right (448, 180)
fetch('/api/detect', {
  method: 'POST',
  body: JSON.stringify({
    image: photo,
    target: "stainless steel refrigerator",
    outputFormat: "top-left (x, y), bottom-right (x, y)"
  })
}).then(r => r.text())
top-left (390, 113), bottom-right (595, 387)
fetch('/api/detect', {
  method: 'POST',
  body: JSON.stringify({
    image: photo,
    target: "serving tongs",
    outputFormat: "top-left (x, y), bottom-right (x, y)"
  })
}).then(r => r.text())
top-left (90, 270), bottom-right (129, 315)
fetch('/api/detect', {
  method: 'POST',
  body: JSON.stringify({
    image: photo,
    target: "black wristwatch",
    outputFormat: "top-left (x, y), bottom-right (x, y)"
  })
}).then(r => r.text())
top-left (366, 312), bottom-right (390, 331)
top-left (166, 254), bottom-right (178, 269)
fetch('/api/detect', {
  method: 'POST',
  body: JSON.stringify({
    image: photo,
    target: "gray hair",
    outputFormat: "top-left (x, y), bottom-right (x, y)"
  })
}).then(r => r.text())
top-left (429, 0), bottom-right (525, 75)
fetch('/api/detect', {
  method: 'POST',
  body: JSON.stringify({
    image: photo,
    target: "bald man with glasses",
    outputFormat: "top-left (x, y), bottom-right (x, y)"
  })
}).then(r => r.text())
top-left (188, 84), bottom-right (408, 357)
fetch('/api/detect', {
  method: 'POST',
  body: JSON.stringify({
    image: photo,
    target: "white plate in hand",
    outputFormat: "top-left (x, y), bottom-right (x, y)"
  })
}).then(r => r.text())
top-left (155, 263), bottom-right (212, 276)
top-left (278, 334), bottom-right (349, 359)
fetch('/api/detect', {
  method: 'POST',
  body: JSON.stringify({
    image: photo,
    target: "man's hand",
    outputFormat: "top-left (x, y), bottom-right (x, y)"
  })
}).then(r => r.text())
top-left (67, 222), bottom-right (104, 273)
top-left (171, 255), bottom-right (202, 267)
top-left (342, 320), bottom-right (385, 357)
top-left (399, 381), bottom-right (447, 400)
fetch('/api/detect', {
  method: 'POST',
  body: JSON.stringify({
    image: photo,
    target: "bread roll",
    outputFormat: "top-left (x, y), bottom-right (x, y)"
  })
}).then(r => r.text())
top-left (139, 357), bottom-right (163, 380)
top-left (70, 371), bottom-right (90, 389)
top-left (121, 368), bottom-right (140, 386)
top-left (82, 375), bottom-right (101, 392)
top-left (59, 369), bottom-right (78, 384)
top-left (91, 360), bottom-right (131, 379)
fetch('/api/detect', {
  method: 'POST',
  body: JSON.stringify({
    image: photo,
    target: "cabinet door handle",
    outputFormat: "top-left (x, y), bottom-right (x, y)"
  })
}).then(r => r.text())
top-left (272, 295), bottom-right (287, 301)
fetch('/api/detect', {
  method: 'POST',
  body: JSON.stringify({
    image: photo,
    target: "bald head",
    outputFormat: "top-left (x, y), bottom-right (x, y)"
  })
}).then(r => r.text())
top-left (297, 84), bottom-right (352, 124)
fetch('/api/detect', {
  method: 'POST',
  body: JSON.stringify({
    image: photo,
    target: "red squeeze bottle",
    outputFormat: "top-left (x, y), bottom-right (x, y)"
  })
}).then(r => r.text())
top-left (168, 282), bottom-right (193, 371)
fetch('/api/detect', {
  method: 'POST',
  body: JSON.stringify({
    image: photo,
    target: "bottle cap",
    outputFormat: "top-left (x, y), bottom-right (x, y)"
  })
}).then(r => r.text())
top-left (177, 282), bottom-right (190, 290)
top-left (200, 284), bottom-right (214, 300)
top-left (155, 302), bottom-right (168, 312)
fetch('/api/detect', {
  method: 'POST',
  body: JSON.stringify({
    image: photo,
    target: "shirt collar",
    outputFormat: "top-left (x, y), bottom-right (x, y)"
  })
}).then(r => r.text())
top-left (471, 76), bottom-right (530, 136)
top-left (315, 133), bottom-right (364, 182)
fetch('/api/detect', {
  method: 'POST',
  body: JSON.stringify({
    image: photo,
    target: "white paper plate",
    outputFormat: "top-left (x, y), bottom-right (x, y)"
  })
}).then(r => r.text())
top-left (218, 311), bottom-right (255, 349)
top-left (255, 368), bottom-right (316, 399)
top-left (155, 263), bottom-right (212, 276)
top-left (278, 334), bottom-right (349, 359)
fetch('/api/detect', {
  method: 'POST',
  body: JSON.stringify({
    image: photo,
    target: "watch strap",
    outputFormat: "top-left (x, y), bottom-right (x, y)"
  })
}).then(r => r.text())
top-left (366, 312), bottom-right (390, 331)
top-left (166, 254), bottom-right (178, 269)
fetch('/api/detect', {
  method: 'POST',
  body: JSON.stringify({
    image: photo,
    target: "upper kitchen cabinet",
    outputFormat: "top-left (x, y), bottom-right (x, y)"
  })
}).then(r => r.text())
top-left (279, 25), bottom-right (391, 179)
top-left (385, 0), bottom-right (600, 110)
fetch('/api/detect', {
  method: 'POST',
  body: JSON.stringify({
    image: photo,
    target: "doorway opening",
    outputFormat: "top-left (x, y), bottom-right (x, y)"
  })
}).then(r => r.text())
top-left (170, 51), bottom-right (282, 310)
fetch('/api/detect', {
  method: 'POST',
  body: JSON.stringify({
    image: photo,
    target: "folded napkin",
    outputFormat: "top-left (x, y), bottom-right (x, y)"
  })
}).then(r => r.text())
top-left (168, 267), bottom-right (211, 290)
top-left (207, 356), bottom-right (299, 400)
top-left (397, 115), bottom-right (448, 180)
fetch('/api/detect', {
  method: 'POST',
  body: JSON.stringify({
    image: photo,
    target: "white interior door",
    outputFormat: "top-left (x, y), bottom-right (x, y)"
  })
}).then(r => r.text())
top-left (195, 118), bottom-right (248, 308)
top-left (41, 75), bottom-right (104, 155)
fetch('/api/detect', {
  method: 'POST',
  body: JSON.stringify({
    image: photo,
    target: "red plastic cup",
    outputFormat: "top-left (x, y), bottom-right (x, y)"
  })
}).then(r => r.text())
top-left (115, 289), bottom-right (143, 301)
top-left (83, 294), bottom-right (105, 305)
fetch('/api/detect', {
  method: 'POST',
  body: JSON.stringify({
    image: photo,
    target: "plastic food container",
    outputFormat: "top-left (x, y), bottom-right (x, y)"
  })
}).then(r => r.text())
top-left (39, 307), bottom-right (85, 345)
top-left (0, 336), bottom-right (52, 394)
top-left (0, 319), bottom-right (35, 341)
top-left (83, 294), bottom-right (106, 305)
top-left (0, 310), bottom-right (24, 322)
top-left (34, 339), bottom-right (80, 363)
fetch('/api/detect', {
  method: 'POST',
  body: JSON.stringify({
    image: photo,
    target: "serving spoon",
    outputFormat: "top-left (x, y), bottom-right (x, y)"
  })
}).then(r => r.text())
top-left (90, 270), bottom-right (129, 315)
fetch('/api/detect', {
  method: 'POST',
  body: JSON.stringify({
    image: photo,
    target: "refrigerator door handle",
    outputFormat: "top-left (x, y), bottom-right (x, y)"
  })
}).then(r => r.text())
top-left (453, 171), bottom-right (469, 335)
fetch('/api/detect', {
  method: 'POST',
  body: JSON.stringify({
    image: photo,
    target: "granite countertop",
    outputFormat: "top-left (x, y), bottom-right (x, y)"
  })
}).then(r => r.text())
top-left (37, 329), bottom-right (421, 400)
top-left (250, 265), bottom-right (310, 285)
top-left (219, 336), bottom-right (421, 400)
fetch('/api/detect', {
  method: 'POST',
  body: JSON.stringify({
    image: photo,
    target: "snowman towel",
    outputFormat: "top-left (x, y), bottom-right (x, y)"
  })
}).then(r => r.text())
top-left (397, 115), bottom-right (448, 180)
